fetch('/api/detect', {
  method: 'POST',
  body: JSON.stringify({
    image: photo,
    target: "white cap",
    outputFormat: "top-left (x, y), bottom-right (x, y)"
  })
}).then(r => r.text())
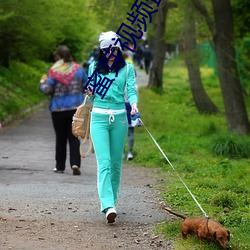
top-left (99, 31), bottom-right (121, 50)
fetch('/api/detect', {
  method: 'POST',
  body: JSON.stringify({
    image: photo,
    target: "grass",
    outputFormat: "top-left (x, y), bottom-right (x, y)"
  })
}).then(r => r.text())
top-left (0, 60), bottom-right (50, 123)
top-left (129, 58), bottom-right (250, 250)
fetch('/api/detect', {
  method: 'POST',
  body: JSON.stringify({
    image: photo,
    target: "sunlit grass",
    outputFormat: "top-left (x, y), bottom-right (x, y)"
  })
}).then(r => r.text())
top-left (129, 58), bottom-right (250, 250)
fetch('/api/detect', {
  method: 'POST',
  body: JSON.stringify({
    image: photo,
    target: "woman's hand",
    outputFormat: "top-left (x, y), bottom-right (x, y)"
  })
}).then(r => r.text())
top-left (85, 87), bottom-right (94, 96)
top-left (131, 103), bottom-right (138, 116)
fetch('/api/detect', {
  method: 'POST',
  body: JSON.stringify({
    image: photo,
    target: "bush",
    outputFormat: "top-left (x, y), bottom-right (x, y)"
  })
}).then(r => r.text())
top-left (210, 135), bottom-right (250, 159)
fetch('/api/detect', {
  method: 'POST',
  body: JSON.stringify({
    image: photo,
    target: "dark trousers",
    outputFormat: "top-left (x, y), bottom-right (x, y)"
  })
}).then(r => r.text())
top-left (51, 110), bottom-right (80, 171)
top-left (144, 59), bottom-right (151, 74)
top-left (127, 127), bottom-right (134, 152)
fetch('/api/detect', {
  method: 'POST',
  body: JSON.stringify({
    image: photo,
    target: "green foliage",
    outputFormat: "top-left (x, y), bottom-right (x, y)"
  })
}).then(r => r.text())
top-left (0, 0), bottom-right (100, 66)
top-left (92, 0), bottom-right (135, 32)
top-left (129, 58), bottom-right (250, 249)
top-left (236, 37), bottom-right (250, 95)
top-left (201, 121), bottom-right (217, 136)
top-left (232, 0), bottom-right (250, 39)
top-left (210, 135), bottom-right (250, 159)
top-left (165, 2), bottom-right (184, 44)
top-left (164, 0), bottom-right (212, 45)
top-left (0, 60), bottom-right (49, 122)
top-left (210, 191), bottom-right (238, 209)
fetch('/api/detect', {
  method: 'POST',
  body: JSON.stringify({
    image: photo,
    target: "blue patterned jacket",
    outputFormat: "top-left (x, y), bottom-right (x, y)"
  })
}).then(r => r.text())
top-left (39, 67), bottom-right (87, 112)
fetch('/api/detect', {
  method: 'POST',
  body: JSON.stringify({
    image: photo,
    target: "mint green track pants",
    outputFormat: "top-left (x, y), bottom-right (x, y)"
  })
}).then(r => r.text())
top-left (90, 111), bottom-right (128, 212)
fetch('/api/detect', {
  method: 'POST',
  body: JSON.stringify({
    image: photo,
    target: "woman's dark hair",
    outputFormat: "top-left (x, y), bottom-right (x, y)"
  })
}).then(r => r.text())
top-left (95, 48), bottom-right (126, 75)
top-left (54, 45), bottom-right (73, 63)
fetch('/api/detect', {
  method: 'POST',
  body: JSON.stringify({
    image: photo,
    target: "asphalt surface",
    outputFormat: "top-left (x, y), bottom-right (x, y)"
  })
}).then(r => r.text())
top-left (0, 70), bottom-right (172, 249)
top-left (0, 106), bottom-right (166, 222)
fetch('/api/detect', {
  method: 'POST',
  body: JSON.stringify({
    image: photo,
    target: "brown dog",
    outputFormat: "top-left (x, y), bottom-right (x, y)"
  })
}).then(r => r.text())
top-left (163, 207), bottom-right (231, 249)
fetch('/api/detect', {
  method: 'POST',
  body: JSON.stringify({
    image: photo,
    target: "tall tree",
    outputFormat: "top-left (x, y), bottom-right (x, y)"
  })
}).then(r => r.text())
top-left (184, 1), bottom-right (218, 114)
top-left (190, 0), bottom-right (250, 134)
top-left (148, 0), bottom-right (174, 89)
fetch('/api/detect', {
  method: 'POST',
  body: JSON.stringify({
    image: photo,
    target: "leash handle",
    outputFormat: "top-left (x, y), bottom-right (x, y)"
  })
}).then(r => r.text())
top-left (139, 118), bottom-right (209, 218)
top-left (79, 136), bottom-right (93, 158)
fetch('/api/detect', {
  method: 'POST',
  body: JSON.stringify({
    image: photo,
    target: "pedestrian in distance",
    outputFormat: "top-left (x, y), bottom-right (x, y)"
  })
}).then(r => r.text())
top-left (133, 45), bottom-right (144, 69)
top-left (85, 45), bottom-right (100, 72)
top-left (39, 45), bottom-right (87, 175)
top-left (143, 44), bottom-right (152, 74)
top-left (125, 101), bottom-right (135, 160)
top-left (123, 51), bottom-right (138, 161)
top-left (85, 31), bottom-right (139, 223)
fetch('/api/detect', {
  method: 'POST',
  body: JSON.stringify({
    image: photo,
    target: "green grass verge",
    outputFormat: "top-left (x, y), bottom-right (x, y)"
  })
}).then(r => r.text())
top-left (127, 58), bottom-right (250, 250)
top-left (0, 60), bottom-right (50, 123)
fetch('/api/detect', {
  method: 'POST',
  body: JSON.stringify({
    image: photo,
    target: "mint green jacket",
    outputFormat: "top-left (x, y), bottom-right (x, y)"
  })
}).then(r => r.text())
top-left (87, 62), bottom-right (138, 110)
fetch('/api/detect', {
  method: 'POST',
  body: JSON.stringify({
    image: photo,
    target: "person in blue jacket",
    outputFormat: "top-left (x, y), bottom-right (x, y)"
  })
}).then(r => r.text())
top-left (85, 31), bottom-right (139, 223)
top-left (39, 45), bottom-right (87, 175)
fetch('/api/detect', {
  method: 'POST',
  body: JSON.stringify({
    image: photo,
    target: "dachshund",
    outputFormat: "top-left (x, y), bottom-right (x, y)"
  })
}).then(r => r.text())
top-left (162, 206), bottom-right (231, 249)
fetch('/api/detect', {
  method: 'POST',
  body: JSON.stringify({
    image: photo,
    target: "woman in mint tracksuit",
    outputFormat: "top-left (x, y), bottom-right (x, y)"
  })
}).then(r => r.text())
top-left (86, 31), bottom-right (138, 223)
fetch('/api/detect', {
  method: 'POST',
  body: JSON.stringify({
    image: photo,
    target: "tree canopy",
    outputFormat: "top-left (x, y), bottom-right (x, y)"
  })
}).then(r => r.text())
top-left (0, 0), bottom-right (99, 66)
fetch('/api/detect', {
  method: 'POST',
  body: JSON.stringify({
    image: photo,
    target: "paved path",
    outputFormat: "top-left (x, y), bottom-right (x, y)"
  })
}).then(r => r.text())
top-left (135, 68), bottom-right (149, 88)
top-left (0, 69), bottom-right (153, 223)
top-left (0, 71), bottom-right (173, 249)
top-left (0, 106), bottom-right (164, 224)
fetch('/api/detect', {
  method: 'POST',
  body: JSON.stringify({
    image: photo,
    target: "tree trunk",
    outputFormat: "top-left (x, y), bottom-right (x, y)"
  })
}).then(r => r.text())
top-left (184, 4), bottom-right (218, 114)
top-left (212, 0), bottom-right (250, 134)
top-left (148, 0), bottom-right (169, 89)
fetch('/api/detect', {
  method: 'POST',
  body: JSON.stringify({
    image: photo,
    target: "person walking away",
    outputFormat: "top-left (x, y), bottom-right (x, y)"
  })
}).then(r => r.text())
top-left (125, 102), bottom-right (135, 160)
top-left (123, 52), bottom-right (137, 160)
top-left (143, 44), bottom-right (152, 74)
top-left (133, 45), bottom-right (143, 69)
top-left (85, 31), bottom-right (138, 223)
top-left (39, 45), bottom-right (87, 175)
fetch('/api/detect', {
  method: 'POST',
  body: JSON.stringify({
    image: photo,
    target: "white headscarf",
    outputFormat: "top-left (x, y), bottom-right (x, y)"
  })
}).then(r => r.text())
top-left (99, 31), bottom-right (121, 50)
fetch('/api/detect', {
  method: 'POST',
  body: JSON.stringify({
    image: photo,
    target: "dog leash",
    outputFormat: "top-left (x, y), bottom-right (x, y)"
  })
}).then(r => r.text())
top-left (139, 118), bottom-right (209, 218)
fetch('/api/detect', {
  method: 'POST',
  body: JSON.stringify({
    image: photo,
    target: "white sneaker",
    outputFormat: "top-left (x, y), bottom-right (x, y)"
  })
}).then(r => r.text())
top-left (72, 165), bottom-right (81, 175)
top-left (105, 207), bottom-right (117, 223)
top-left (127, 152), bottom-right (133, 160)
top-left (53, 168), bottom-right (64, 173)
